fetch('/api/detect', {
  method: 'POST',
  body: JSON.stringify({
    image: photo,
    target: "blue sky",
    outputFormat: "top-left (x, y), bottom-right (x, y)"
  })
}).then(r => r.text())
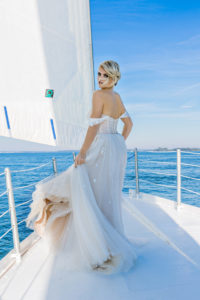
top-left (90, 0), bottom-right (200, 149)
top-left (0, 0), bottom-right (199, 151)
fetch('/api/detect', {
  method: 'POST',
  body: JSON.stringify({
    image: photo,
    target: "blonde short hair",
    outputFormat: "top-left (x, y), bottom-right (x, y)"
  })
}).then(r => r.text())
top-left (99, 60), bottom-right (121, 86)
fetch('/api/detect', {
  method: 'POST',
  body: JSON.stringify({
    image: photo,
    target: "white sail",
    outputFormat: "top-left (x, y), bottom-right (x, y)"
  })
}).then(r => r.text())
top-left (0, 0), bottom-right (94, 149)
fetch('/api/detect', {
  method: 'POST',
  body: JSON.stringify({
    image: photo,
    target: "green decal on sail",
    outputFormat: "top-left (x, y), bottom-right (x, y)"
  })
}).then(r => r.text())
top-left (45, 89), bottom-right (54, 98)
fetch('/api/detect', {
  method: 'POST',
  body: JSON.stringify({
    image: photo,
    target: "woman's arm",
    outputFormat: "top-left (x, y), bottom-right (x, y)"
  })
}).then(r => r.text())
top-left (121, 117), bottom-right (133, 140)
top-left (116, 93), bottom-right (133, 140)
top-left (74, 91), bottom-right (104, 167)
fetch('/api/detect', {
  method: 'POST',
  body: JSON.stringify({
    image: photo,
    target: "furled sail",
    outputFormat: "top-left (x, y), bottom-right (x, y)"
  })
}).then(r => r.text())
top-left (0, 0), bottom-right (94, 149)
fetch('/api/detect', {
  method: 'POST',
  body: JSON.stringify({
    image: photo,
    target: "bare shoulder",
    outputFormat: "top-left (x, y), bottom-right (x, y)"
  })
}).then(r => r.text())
top-left (114, 92), bottom-right (126, 114)
top-left (93, 89), bottom-right (104, 95)
top-left (93, 89), bottom-right (101, 96)
top-left (90, 90), bottom-right (104, 118)
top-left (92, 90), bottom-right (105, 101)
top-left (114, 92), bottom-right (132, 125)
top-left (114, 91), bottom-right (123, 102)
top-left (92, 89), bottom-right (106, 106)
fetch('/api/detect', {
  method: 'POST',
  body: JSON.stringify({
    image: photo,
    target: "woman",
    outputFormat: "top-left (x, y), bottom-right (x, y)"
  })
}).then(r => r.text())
top-left (26, 60), bottom-right (138, 275)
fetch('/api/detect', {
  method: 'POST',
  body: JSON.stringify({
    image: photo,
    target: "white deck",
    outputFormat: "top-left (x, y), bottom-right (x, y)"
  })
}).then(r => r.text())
top-left (1, 192), bottom-right (200, 300)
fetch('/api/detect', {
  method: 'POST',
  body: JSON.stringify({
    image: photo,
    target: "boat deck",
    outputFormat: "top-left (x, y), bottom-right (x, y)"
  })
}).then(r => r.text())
top-left (1, 192), bottom-right (200, 300)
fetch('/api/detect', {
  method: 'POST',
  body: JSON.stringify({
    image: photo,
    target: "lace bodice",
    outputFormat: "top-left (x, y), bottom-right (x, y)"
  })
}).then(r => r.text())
top-left (88, 111), bottom-right (130, 134)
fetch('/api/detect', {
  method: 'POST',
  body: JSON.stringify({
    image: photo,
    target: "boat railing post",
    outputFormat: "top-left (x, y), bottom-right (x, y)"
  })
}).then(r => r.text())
top-left (176, 149), bottom-right (181, 209)
top-left (5, 167), bottom-right (21, 264)
top-left (135, 148), bottom-right (140, 199)
top-left (52, 157), bottom-right (57, 174)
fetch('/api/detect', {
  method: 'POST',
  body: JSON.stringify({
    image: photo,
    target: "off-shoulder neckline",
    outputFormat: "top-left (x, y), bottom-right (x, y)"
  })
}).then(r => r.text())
top-left (101, 111), bottom-right (128, 120)
top-left (88, 111), bottom-right (128, 121)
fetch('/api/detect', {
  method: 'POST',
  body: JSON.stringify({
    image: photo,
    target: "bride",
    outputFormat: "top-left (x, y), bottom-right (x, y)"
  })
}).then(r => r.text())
top-left (26, 60), bottom-right (138, 275)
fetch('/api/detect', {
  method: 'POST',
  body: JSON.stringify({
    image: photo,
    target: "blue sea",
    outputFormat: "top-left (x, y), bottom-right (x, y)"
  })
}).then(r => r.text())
top-left (0, 150), bottom-right (199, 260)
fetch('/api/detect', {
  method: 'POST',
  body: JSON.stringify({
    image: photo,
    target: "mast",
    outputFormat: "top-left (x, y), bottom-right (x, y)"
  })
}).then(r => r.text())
top-left (87, 0), bottom-right (95, 91)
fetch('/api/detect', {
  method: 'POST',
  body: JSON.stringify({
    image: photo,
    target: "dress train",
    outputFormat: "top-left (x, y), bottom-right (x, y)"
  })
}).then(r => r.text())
top-left (26, 111), bottom-right (138, 275)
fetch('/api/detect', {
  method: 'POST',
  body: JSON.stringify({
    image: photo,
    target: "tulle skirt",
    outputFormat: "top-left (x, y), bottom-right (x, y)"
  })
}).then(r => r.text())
top-left (26, 132), bottom-right (138, 275)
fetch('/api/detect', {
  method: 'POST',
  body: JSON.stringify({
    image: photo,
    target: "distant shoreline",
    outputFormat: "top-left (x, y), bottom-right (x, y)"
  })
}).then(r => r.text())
top-left (0, 147), bottom-right (200, 154)
top-left (132, 147), bottom-right (200, 152)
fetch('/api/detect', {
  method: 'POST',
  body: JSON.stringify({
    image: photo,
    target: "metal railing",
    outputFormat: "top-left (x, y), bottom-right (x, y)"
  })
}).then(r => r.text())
top-left (0, 158), bottom-right (58, 264)
top-left (133, 148), bottom-right (200, 209)
top-left (1, 149), bottom-right (200, 265)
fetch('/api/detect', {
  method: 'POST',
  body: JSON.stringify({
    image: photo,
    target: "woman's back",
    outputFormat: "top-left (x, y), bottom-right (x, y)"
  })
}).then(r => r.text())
top-left (96, 90), bottom-right (125, 119)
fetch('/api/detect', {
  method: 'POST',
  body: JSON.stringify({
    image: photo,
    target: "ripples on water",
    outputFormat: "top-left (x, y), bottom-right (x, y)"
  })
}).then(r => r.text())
top-left (0, 150), bottom-right (199, 259)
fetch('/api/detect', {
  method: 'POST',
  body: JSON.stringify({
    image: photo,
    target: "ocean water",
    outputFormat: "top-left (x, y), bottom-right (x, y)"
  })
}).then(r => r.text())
top-left (0, 150), bottom-right (199, 260)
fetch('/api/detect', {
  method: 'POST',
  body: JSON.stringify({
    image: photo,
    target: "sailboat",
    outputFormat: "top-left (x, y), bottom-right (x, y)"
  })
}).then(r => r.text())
top-left (0, 0), bottom-right (200, 299)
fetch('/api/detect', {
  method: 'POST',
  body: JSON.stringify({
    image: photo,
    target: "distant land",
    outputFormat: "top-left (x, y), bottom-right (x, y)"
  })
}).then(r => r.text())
top-left (135, 147), bottom-right (200, 152)
top-left (1, 147), bottom-right (200, 153)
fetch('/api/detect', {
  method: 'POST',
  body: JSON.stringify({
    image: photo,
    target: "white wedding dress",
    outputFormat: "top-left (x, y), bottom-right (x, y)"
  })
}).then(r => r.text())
top-left (26, 110), bottom-right (138, 275)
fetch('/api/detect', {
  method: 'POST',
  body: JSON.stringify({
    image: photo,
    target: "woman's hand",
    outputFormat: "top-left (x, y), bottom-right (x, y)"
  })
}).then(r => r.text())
top-left (74, 151), bottom-right (86, 168)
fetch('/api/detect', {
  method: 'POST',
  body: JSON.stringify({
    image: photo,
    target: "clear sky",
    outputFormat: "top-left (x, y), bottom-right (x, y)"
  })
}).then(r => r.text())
top-left (0, 0), bottom-right (200, 151)
top-left (91, 0), bottom-right (200, 149)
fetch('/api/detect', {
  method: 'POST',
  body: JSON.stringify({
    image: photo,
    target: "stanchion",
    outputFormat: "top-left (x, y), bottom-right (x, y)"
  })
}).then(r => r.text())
top-left (5, 167), bottom-right (21, 264)
top-left (135, 148), bottom-right (140, 199)
top-left (52, 157), bottom-right (57, 174)
top-left (176, 149), bottom-right (181, 209)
